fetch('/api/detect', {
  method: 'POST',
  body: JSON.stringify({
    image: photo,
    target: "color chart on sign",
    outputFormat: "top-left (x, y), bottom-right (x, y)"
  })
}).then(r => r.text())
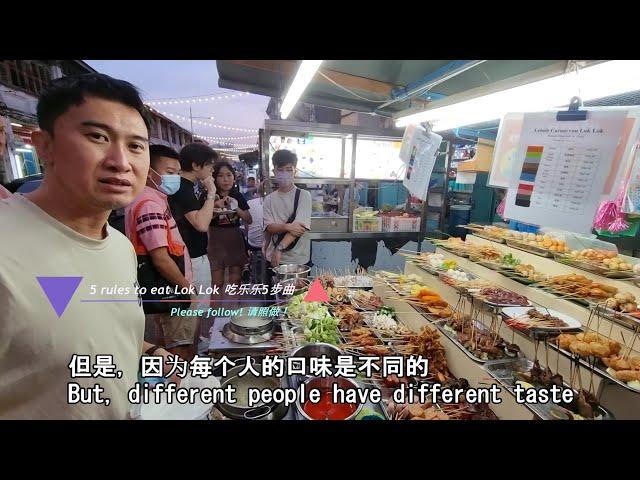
top-left (515, 146), bottom-right (543, 207)
top-left (504, 110), bottom-right (627, 233)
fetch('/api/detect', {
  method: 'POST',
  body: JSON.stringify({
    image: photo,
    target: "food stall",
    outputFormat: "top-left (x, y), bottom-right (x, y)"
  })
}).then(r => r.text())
top-left (259, 120), bottom-right (428, 258)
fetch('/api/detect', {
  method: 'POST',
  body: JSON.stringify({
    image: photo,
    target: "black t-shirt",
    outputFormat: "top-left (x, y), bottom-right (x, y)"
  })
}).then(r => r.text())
top-left (169, 177), bottom-right (208, 258)
top-left (210, 189), bottom-right (250, 228)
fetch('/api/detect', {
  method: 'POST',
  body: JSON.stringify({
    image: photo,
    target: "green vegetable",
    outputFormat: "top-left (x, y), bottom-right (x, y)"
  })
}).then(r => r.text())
top-left (287, 292), bottom-right (340, 345)
top-left (501, 253), bottom-right (521, 267)
top-left (303, 312), bottom-right (340, 345)
top-left (378, 306), bottom-right (396, 318)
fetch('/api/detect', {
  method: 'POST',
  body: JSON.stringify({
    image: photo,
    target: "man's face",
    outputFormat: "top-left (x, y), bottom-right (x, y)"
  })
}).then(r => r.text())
top-left (193, 161), bottom-right (213, 181)
top-left (32, 96), bottom-right (149, 211)
top-left (149, 156), bottom-right (181, 189)
top-left (247, 177), bottom-right (256, 187)
top-left (274, 164), bottom-right (296, 176)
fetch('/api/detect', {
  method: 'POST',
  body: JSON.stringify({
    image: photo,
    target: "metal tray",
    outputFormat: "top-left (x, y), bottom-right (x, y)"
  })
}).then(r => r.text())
top-left (531, 284), bottom-right (593, 306)
top-left (548, 342), bottom-right (640, 395)
top-left (414, 262), bottom-right (442, 276)
top-left (475, 259), bottom-right (508, 271)
top-left (438, 321), bottom-right (491, 364)
top-left (437, 245), bottom-right (471, 258)
top-left (484, 357), bottom-right (614, 420)
top-left (361, 311), bottom-right (410, 340)
top-left (475, 233), bottom-right (506, 244)
top-left (470, 291), bottom-right (532, 308)
top-left (555, 255), bottom-right (640, 280)
top-left (506, 239), bottom-right (554, 258)
top-left (499, 270), bottom-right (538, 285)
top-left (333, 276), bottom-right (374, 290)
top-left (588, 302), bottom-right (640, 329)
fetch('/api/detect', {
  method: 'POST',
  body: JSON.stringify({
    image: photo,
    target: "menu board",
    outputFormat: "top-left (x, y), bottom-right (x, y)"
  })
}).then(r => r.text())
top-left (504, 110), bottom-right (627, 233)
top-left (399, 124), bottom-right (442, 200)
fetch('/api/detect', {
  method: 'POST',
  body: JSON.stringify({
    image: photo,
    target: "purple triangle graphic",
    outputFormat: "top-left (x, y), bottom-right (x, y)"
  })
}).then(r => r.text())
top-left (36, 276), bottom-right (83, 318)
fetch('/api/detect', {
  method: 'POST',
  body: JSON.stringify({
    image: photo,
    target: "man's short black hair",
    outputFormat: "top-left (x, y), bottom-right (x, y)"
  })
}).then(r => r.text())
top-left (179, 143), bottom-right (219, 171)
top-left (150, 144), bottom-right (180, 170)
top-left (272, 149), bottom-right (298, 168)
top-left (37, 73), bottom-right (151, 135)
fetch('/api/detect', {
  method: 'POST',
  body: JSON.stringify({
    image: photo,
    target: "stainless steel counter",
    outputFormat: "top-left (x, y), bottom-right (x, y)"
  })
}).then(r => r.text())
top-left (308, 232), bottom-right (423, 241)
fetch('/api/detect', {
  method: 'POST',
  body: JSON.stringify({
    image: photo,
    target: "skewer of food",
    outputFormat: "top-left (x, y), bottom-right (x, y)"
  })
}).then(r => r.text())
top-left (351, 290), bottom-right (385, 311)
top-left (537, 274), bottom-right (618, 301)
top-left (475, 288), bottom-right (530, 306)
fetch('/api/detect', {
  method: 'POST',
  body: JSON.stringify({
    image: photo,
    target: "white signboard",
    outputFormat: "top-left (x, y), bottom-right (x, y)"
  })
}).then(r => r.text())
top-left (399, 124), bottom-right (442, 200)
top-left (504, 110), bottom-right (627, 234)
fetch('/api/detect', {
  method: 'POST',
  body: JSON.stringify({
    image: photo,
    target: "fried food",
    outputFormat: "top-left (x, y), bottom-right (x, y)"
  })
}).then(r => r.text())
top-left (608, 341), bottom-right (622, 356)
top-left (614, 370), bottom-right (640, 382)
top-left (362, 345), bottom-right (393, 356)
top-left (557, 333), bottom-right (575, 350)
top-left (569, 341), bottom-right (592, 356)
top-left (588, 342), bottom-right (611, 358)
top-left (603, 355), bottom-right (632, 370)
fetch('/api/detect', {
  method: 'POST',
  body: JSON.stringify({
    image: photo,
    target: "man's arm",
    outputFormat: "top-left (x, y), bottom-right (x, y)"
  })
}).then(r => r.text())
top-left (148, 246), bottom-right (191, 290)
top-left (180, 176), bottom-right (216, 233)
top-left (184, 197), bottom-right (216, 233)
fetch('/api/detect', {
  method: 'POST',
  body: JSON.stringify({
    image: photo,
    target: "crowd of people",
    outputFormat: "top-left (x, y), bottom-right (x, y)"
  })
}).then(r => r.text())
top-left (0, 72), bottom-right (311, 419)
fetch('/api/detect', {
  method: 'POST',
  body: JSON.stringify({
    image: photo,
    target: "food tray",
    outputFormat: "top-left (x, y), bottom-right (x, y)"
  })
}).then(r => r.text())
top-left (501, 306), bottom-right (583, 331)
top-left (472, 232), bottom-right (506, 244)
top-left (436, 244), bottom-right (471, 258)
top-left (555, 255), bottom-right (639, 280)
top-left (548, 342), bottom-right (640, 395)
top-left (498, 267), bottom-right (539, 285)
top-left (361, 311), bottom-right (410, 340)
top-left (333, 275), bottom-right (374, 290)
top-left (484, 357), bottom-right (614, 420)
top-left (530, 284), bottom-right (593, 307)
top-left (505, 239), bottom-right (554, 258)
top-left (349, 291), bottom-right (384, 312)
top-left (437, 320), bottom-right (495, 364)
top-left (475, 259), bottom-right (509, 271)
top-left (413, 262), bottom-right (442, 276)
top-left (470, 291), bottom-right (532, 308)
top-left (213, 207), bottom-right (237, 214)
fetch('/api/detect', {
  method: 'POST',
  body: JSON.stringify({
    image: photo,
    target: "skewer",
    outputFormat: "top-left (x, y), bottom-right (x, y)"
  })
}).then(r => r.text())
top-left (620, 331), bottom-right (628, 359)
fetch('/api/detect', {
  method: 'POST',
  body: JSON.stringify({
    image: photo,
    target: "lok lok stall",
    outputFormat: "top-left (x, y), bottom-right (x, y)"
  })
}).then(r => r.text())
top-left (259, 120), bottom-right (429, 271)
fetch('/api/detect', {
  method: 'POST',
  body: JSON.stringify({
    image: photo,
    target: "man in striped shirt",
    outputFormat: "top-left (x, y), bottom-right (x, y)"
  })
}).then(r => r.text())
top-left (125, 145), bottom-right (196, 360)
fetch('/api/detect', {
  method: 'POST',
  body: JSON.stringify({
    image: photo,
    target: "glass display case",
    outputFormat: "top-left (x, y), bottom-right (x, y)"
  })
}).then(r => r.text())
top-left (260, 120), bottom-right (428, 247)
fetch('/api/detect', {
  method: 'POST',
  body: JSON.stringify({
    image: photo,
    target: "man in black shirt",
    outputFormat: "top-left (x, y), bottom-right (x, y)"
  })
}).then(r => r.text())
top-left (169, 143), bottom-right (219, 329)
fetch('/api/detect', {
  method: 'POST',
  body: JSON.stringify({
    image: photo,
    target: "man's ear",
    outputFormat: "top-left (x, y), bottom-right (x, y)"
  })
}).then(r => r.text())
top-left (31, 130), bottom-right (54, 168)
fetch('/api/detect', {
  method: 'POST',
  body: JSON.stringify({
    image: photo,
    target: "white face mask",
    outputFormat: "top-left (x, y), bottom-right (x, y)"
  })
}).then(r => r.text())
top-left (275, 171), bottom-right (294, 187)
top-left (150, 167), bottom-right (181, 195)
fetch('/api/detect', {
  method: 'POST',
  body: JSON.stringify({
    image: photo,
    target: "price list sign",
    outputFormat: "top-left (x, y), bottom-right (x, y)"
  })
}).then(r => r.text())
top-left (504, 110), bottom-right (627, 233)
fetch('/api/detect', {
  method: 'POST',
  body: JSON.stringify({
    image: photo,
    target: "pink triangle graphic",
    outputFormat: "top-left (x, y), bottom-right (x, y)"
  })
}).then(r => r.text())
top-left (303, 278), bottom-right (330, 303)
top-left (36, 276), bottom-right (83, 318)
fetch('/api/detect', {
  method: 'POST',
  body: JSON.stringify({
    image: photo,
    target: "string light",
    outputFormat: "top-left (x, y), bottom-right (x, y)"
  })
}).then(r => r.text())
top-left (215, 146), bottom-right (255, 152)
top-left (148, 108), bottom-right (256, 133)
top-left (145, 92), bottom-right (250, 106)
top-left (193, 133), bottom-right (258, 141)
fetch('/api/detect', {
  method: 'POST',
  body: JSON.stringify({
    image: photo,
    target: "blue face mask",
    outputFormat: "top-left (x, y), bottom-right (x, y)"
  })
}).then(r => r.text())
top-left (151, 168), bottom-right (181, 195)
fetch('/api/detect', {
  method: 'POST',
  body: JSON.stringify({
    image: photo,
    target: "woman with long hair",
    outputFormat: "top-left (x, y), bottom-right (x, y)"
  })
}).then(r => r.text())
top-left (208, 161), bottom-right (252, 301)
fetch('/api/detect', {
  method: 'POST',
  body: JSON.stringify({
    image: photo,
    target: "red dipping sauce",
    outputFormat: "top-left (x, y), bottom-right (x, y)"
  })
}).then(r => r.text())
top-left (303, 390), bottom-right (358, 420)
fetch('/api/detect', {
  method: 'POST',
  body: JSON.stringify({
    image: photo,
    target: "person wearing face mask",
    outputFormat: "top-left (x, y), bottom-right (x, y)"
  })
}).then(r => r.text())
top-left (124, 144), bottom-right (196, 360)
top-left (263, 149), bottom-right (312, 267)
